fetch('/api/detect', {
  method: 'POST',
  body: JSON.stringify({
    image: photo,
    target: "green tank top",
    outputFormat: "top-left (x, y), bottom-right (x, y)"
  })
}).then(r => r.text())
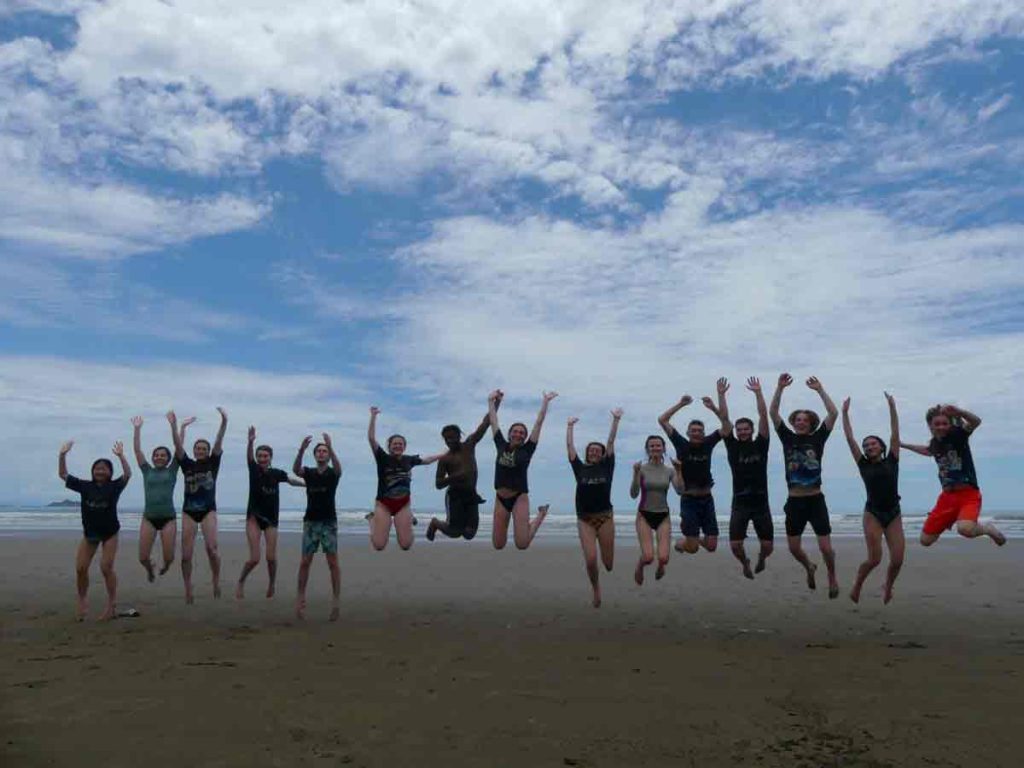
top-left (141, 460), bottom-right (179, 520)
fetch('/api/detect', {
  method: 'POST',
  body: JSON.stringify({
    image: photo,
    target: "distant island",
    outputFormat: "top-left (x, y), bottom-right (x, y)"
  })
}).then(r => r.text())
top-left (46, 500), bottom-right (79, 508)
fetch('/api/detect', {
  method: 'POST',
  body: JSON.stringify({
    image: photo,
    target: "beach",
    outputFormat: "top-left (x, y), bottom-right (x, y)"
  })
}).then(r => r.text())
top-left (1, 530), bottom-right (1022, 768)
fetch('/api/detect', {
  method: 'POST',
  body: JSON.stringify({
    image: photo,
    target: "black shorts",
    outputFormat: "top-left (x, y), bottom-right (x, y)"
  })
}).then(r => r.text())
top-left (784, 494), bottom-right (831, 537)
top-left (248, 512), bottom-right (278, 531)
top-left (184, 507), bottom-right (213, 524)
top-left (445, 491), bottom-right (480, 540)
top-left (865, 502), bottom-right (901, 529)
top-left (729, 497), bottom-right (774, 541)
top-left (84, 526), bottom-right (120, 544)
top-left (680, 495), bottom-right (718, 538)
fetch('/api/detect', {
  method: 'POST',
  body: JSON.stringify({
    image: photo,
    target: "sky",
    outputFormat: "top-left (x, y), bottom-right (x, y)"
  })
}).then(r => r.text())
top-left (1, 0), bottom-right (1022, 515)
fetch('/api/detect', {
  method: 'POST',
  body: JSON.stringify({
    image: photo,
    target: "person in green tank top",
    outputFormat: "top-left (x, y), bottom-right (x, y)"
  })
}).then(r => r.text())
top-left (131, 414), bottom-right (180, 583)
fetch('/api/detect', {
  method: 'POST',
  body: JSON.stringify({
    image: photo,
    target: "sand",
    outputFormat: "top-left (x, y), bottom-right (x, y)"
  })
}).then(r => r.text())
top-left (1, 529), bottom-right (1022, 767)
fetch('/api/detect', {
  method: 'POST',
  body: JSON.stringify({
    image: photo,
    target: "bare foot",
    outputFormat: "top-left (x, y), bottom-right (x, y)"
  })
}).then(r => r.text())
top-left (828, 581), bottom-right (840, 599)
top-left (755, 555), bottom-right (767, 574)
top-left (142, 560), bottom-right (155, 583)
top-left (988, 525), bottom-right (1006, 546)
top-left (849, 583), bottom-right (862, 604)
top-left (655, 562), bottom-right (666, 580)
top-left (592, 587), bottom-right (602, 609)
top-left (806, 562), bottom-right (817, 591)
top-left (75, 599), bottom-right (87, 622)
top-left (426, 519), bottom-right (438, 542)
top-left (213, 581), bottom-right (222, 599)
top-left (266, 581), bottom-right (276, 599)
top-left (883, 583), bottom-right (895, 604)
top-left (235, 582), bottom-right (245, 600)
top-left (634, 561), bottom-right (644, 586)
top-left (185, 586), bottom-right (195, 605)
top-left (742, 561), bottom-right (754, 580)
top-left (98, 604), bottom-right (115, 622)
top-left (159, 560), bottom-right (173, 576)
top-left (699, 537), bottom-right (709, 551)
top-left (536, 504), bottom-right (550, 524)
top-left (295, 597), bottom-right (306, 620)
top-left (673, 540), bottom-right (686, 554)
top-left (329, 602), bottom-right (340, 622)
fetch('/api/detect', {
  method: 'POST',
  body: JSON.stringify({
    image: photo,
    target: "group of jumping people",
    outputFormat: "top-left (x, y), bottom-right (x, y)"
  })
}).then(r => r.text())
top-left (57, 374), bottom-right (1005, 620)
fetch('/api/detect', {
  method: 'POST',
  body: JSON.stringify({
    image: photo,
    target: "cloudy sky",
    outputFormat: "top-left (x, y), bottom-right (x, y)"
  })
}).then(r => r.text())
top-left (1, 1), bottom-right (1022, 514)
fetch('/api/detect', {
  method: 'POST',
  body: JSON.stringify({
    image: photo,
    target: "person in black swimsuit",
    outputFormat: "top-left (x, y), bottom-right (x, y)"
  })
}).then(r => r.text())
top-left (842, 392), bottom-right (905, 604)
top-left (487, 389), bottom-right (557, 550)
top-left (567, 408), bottom-right (622, 607)
top-left (236, 425), bottom-right (305, 600)
top-left (427, 400), bottom-right (494, 542)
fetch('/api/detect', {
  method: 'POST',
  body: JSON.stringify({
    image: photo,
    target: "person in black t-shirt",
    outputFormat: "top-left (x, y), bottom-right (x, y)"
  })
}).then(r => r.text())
top-left (719, 376), bottom-right (774, 579)
top-left (293, 432), bottom-right (343, 621)
top-left (841, 392), bottom-right (905, 605)
top-left (58, 439), bottom-right (132, 621)
top-left (769, 373), bottom-right (841, 598)
top-left (900, 403), bottom-right (1005, 547)
top-left (172, 407), bottom-right (228, 604)
top-left (487, 389), bottom-right (558, 550)
top-left (236, 426), bottom-right (305, 600)
top-left (567, 408), bottom-right (622, 608)
top-left (367, 406), bottom-right (442, 551)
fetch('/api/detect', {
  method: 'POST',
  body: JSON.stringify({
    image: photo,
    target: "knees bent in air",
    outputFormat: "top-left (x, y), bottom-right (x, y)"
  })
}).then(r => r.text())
top-left (639, 552), bottom-right (654, 567)
top-left (955, 520), bottom-right (979, 538)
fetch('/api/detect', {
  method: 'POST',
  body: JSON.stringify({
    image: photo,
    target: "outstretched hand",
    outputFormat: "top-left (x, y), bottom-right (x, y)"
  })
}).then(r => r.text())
top-left (112, 441), bottom-right (125, 457)
top-left (543, 391), bottom-right (559, 402)
top-left (300, 435), bottom-right (313, 450)
top-left (131, 415), bottom-right (143, 428)
top-left (60, 440), bottom-right (74, 455)
top-left (679, 395), bottom-right (693, 407)
top-left (322, 432), bottom-right (332, 447)
top-left (632, 461), bottom-right (642, 472)
top-left (884, 391), bottom-right (895, 406)
top-left (842, 397), bottom-right (851, 413)
top-left (369, 405), bottom-right (381, 416)
top-left (777, 373), bottom-right (793, 389)
top-left (716, 377), bottom-right (729, 395)
top-left (247, 426), bottom-right (256, 441)
top-left (216, 406), bottom-right (228, 420)
top-left (567, 416), bottom-right (580, 426)
top-left (181, 416), bottom-right (197, 428)
top-left (611, 408), bottom-right (624, 419)
top-left (806, 376), bottom-right (824, 392)
top-left (746, 376), bottom-right (761, 393)
top-left (701, 396), bottom-right (715, 410)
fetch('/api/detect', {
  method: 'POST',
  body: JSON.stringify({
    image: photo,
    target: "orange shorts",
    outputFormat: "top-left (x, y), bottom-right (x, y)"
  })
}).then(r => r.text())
top-left (922, 487), bottom-right (982, 536)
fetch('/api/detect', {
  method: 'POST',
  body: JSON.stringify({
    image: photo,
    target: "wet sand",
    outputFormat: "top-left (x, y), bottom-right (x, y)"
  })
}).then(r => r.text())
top-left (1, 530), bottom-right (1022, 767)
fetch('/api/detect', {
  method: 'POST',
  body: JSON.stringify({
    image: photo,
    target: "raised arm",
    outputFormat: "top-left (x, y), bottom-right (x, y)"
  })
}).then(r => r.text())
top-left (58, 440), bottom-right (73, 481)
top-left (529, 391), bottom-right (558, 443)
top-left (717, 378), bottom-right (733, 437)
top-left (131, 416), bottom-right (147, 467)
top-left (886, 392), bottom-right (900, 459)
top-left (113, 441), bottom-right (131, 483)
top-left (807, 376), bottom-right (839, 430)
top-left (418, 453), bottom-right (444, 466)
top-left (246, 425), bottom-right (256, 465)
top-left (629, 461), bottom-right (642, 499)
top-left (769, 373), bottom-right (791, 428)
top-left (944, 404), bottom-right (981, 433)
top-left (367, 406), bottom-right (381, 453)
top-left (487, 390), bottom-right (502, 437)
top-left (167, 411), bottom-right (184, 458)
top-left (323, 432), bottom-right (342, 474)
top-left (746, 377), bottom-right (769, 438)
top-left (841, 398), bottom-right (863, 462)
top-left (658, 395), bottom-right (692, 437)
top-left (293, 434), bottom-right (311, 475)
top-left (213, 407), bottom-right (228, 455)
top-left (607, 408), bottom-right (623, 455)
top-left (466, 397), bottom-right (495, 446)
top-left (566, 417), bottom-right (579, 462)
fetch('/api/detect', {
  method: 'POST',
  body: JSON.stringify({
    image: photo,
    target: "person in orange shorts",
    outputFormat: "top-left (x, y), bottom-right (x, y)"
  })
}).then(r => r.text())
top-left (900, 404), bottom-right (1005, 546)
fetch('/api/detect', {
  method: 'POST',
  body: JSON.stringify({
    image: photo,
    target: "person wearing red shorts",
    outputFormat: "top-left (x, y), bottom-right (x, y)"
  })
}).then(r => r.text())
top-left (900, 404), bottom-right (1005, 547)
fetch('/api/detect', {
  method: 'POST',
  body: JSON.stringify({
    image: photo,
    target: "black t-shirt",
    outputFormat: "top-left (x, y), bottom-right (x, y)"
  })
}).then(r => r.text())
top-left (570, 455), bottom-right (615, 518)
top-left (929, 425), bottom-right (978, 490)
top-left (374, 446), bottom-right (423, 499)
top-left (300, 466), bottom-right (340, 523)
top-left (858, 454), bottom-right (900, 513)
top-left (180, 452), bottom-right (222, 513)
top-left (724, 433), bottom-right (770, 498)
top-left (776, 423), bottom-right (831, 489)
top-left (494, 431), bottom-right (537, 493)
top-left (247, 459), bottom-right (289, 525)
top-left (65, 475), bottom-right (127, 539)
top-left (668, 429), bottom-right (722, 489)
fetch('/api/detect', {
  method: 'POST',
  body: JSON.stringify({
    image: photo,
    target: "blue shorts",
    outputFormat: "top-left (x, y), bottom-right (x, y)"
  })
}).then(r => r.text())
top-left (680, 495), bottom-right (718, 538)
top-left (302, 520), bottom-right (338, 556)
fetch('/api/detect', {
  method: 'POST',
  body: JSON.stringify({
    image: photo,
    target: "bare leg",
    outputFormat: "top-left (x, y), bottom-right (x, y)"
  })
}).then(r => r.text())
top-left (200, 512), bottom-right (222, 598)
top-left (701, 534), bottom-right (718, 553)
top-left (882, 518), bottom-right (906, 605)
top-left (181, 515), bottom-right (197, 604)
top-left (236, 517), bottom-right (262, 599)
top-left (818, 534), bottom-right (839, 598)
top-left (393, 505), bottom-right (415, 550)
top-left (265, 526), bottom-right (279, 598)
top-left (138, 519), bottom-right (157, 582)
top-left (158, 519), bottom-right (176, 575)
top-left (577, 521), bottom-right (602, 607)
top-left (326, 553), bottom-right (341, 621)
top-left (957, 519), bottom-right (1006, 545)
top-left (597, 517), bottom-right (615, 572)
top-left (850, 513), bottom-right (883, 604)
top-left (787, 535), bottom-right (817, 590)
top-left (730, 540), bottom-right (754, 580)
top-left (655, 518), bottom-right (671, 580)
top-left (74, 538), bottom-right (99, 620)
top-left (492, 498), bottom-right (511, 550)
top-left (512, 495), bottom-right (548, 549)
top-left (370, 501), bottom-right (394, 551)
top-left (634, 515), bottom-right (655, 585)
top-left (98, 534), bottom-right (119, 621)
top-left (755, 539), bottom-right (773, 573)
top-left (296, 553), bottom-right (313, 619)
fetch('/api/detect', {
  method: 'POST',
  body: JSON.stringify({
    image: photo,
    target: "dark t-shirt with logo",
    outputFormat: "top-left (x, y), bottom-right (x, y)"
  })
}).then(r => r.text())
top-left (300, 466), bottom-right (341, 523)
top-left (724, 433), bottom-right (770, 499)
top-left (668, 429), bottom-right (722, 490)
top-left (776, 423), bottom-right (831, 489)
top-left (929, 426), bottom-right (978, 489)
top-left (494, 431), bottom-right (537, 493)
top-left (570, 455), bottom-right (615, 518)
top-left (247, 459), bottom-right (289, 526)
top-left (65, 475), bottom-right (127, 539)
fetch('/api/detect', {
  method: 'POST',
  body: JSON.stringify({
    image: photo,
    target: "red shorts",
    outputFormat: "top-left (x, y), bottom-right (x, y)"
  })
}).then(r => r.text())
top-left (922, 487), bottom-right (982, 536)
top-left (379, 496), bottom-right (410, 516)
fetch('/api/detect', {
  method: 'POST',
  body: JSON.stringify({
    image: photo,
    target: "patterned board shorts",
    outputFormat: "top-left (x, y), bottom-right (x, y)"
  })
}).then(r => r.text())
top-left (302, 520), bottom-right (338, 556)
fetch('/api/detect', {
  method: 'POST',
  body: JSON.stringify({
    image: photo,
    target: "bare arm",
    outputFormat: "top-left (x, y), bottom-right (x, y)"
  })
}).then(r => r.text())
top-left (246, 426), bottom-right (256, 465)
top-left (113, 441), bottom-right (131, 483)
top-left (435, 458), bottom-right (450, 490)
top-left (769, 373), bottom-right (791, 428)
top-left (841, 398), bottom-right (863, 462)
top-left (629, 462), bottom-right (642, 499)
top-left (808, 376), bottom-right (839, 430)
top-left (529, 391), bottom-right (558, 443)
top-left (657, 395), bottom-right (692, 437)
top-left (944, 404), bottom-right (981, 433)
top-left (213, 407), bottom-right (228, 455)
top-left (323, 432), bottom-right (342, 474)
top-left (747, 377), bottom-right (769, 438)
top-left (607, 408), bottom-right (623, 456)
top-left (131, 416), bottom-right (146, 467)
top-left (294, 435), bottom-right (311, 475)
top-left (367, 407), bottom-right (380, 453)
top-left (58, 441), bottom-right (73, 481)
top-left (418, 453), bottom-right (443, 466)
top-left (886, 392), bottom-right (900, 460)
top-left (286, 475), bottom-right (306, 487)
top-left (466, 408), bottom-right (492, 447)
top-left (670, 459), bottom-right (684, 494)
top-left (899, 441), bottom-right (931, 457)
top-left (566, 417), bottom-right (578, 462)
top-left (717, 378), bottom-right (733, 437)
top-left (167, 412), bottom-right (184, 458)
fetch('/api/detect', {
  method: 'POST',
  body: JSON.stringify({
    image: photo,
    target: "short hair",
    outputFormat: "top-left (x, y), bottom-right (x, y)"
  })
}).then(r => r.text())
top-left (313, 443), bottom-right (329, 454)
top-left (193, 438), bottom-right (211, 451)
top-left (509, 422), bottom-right (528, 436)
top-left (787, 409), bottom-right (820, 431)
top-left (441, 424), bottom-right (461, 437)
top-left (688, 419), bottom-right (705, 429)
top-left (91, 458), bottom-right (114, 476)
top-left (255, 444), bottom-right (273, 457)
top-left (734, 417), bottom-right (754, 430)
top-left (584, 441), bottom-right (606, 459)
top-left (387, 434), bottom-right (406, 449)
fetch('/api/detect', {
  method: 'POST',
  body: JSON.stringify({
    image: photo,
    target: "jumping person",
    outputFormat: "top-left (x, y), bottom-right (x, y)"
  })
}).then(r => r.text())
top-left (58, 440), bottom-right (131, 621)
top-left (236, 426), bottom-right (305, 599)
top-left (900, 403), bottom-right (1005, 547)
top-left (172, 407), bottom-right (227, 603)
top-left (630, 436), bottom-right (683, 585)
top-left (719, 377), bottom-right (774, 579)
top-left (426, 398), bottom-right (496, 542)
top-left (293, 433), bottom-right (342, 621)
top-left (130, 414), bottom-right (179, 583)
top-left (769, 373), bottom-right (840, 598)
top-left (567, 409), bottom-right (622, 607)
top-left (842, 392), bottom-right (905, 604)
top-left (658, 387), bottom-right (724, 555)
top-left (488, 390), bottom-right (557, 550)
top-left (367, 407), bottom-right (441, 551)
